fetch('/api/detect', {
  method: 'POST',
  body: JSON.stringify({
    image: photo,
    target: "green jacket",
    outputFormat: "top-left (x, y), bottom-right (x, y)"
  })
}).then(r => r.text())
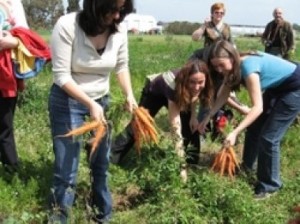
top-left (203, 22), bottom-right (233, 47)
top-left (262, 20), bottom-right (295, 58)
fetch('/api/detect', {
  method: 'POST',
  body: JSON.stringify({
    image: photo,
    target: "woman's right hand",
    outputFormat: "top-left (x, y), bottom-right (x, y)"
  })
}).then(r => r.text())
top-left (203, 17), bottom-right (210, 26)
top-left (125, 94), bottom-right (138, 114)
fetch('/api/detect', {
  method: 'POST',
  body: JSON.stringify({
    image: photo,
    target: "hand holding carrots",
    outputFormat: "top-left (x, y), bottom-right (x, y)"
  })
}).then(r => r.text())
top-left (225, 130), bottom-right (239, 146)
top-left (88, 101), bottom-right (105, 123)
top-left (125, 94), bottom-right (138, 113)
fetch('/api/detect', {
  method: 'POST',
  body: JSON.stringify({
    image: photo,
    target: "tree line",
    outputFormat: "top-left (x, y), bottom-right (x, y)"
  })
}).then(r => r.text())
top-left (22, 0), bottom-right (80, 30)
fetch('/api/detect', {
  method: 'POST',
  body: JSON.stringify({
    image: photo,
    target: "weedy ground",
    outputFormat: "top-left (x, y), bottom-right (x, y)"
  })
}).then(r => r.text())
top-left (0, 34), bottom-right (300, 223)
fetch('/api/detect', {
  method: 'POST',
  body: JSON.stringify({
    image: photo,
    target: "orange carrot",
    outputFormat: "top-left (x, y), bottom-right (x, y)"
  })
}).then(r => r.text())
top-left (211, 144), bottom-right (240, 178)
top-left (90, 123), bottom-right (106, 160)
top-left (130, 107), bottom-right (159, 153)
top-left (134, 107), bottom-right (155, 130)
top-left (139, 107), bottom-right (154, 123)
top-left (58, 120), bottom-right (101, 137)
top-left (133, 116), bottom-right (146, 139)
top-left (131, 120), bottom-right (142, 154)
top-left (228, 146), bottom-right (239, 168)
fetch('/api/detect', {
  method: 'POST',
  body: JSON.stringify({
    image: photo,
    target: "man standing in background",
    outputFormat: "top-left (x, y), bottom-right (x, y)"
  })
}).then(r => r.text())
top-left (262, 7), bottom-right (295, 60)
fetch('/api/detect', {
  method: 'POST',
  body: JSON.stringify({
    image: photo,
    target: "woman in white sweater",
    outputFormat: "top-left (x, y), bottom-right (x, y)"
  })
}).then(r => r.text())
top-left (48, 0), bottom-right (137, 223)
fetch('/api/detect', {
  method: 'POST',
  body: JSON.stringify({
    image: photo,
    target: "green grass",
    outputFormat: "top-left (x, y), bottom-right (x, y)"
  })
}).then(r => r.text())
top-left (0, 34), bottom-right (300, 223)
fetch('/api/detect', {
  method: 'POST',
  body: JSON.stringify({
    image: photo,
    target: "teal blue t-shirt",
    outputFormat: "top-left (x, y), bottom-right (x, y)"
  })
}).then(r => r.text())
top-left (240, 52), bottom-right (297, 91)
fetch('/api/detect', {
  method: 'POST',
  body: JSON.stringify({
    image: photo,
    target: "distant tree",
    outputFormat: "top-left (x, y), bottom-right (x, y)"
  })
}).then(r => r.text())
top-left (23, 0), bottom-right (64, 30)
top-left (67, 0), bottom-right (80, 13)
top-left (164, 21), bottom-right (200, 35)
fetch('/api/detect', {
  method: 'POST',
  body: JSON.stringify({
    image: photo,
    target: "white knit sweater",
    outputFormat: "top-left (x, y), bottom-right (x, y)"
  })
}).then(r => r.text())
top-left (50, 12), bottom-right (129, 99)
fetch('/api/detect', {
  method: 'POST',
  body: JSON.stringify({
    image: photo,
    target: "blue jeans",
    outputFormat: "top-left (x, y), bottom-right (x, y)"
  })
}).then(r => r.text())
top-left (48, 84), bottom-right (112, 222)
top-left (243, 88), bottom-right (300, 193)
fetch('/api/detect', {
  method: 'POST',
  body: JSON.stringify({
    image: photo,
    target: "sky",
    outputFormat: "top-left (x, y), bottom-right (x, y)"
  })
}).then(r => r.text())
top-left (134, 0), bottom-right (300, 26)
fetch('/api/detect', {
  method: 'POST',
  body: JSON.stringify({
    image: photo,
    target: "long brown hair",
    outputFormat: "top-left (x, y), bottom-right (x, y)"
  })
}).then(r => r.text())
top-left (175, 59), bottom-right (213, 111)
top-left (207, 40), bottom-right (241, 90)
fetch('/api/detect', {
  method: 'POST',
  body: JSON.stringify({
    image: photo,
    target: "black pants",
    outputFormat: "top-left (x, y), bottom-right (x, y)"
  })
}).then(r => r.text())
top-left (0, 95), bottom-right (18, 166)
top-left (110, 81), bottom-right (200, 165)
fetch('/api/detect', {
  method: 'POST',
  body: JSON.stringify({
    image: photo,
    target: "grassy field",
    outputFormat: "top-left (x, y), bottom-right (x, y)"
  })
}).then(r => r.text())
top-left (0, 34), bottom-right (300, 223)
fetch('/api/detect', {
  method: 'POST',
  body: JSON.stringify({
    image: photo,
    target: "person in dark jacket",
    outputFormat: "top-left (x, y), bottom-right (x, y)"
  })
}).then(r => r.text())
top-left (261, 7), bottom-right (295, 60)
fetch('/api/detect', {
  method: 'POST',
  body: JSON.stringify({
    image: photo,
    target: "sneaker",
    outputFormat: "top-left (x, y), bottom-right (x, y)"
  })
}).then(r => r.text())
top-left (254, 190), bottom-right (277, 200)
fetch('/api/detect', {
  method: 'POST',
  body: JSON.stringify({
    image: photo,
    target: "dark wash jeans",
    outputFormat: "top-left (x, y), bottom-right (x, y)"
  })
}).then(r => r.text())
top-left (48, 84), bottom-right (112, 222)
top-left (110, 80), bottom-right (200, 165)
top-left (243, 88), bottom-right (300, 193)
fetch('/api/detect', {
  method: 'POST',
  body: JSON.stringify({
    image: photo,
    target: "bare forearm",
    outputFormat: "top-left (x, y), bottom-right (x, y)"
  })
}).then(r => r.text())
top-left (191, 26), bottom-right (205, 41)
top-left (116, 71), bottom-right (135, 99)
top-left (61, 81), bottom-right (94, 109)
top-left (233, 105), bottom-right (262, 135)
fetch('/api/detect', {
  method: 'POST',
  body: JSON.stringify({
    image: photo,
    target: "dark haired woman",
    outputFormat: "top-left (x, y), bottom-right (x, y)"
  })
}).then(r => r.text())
top-left (198, 40), bottom-right (300, 199)
top-left (111, 59), bottom-right (213, 173)
top-left (47, 0), bottom-right (137, 222)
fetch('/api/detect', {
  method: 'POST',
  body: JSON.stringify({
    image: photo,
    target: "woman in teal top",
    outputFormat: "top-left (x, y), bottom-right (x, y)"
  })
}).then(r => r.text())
top-left (198, 40), bottom-right (300, 199)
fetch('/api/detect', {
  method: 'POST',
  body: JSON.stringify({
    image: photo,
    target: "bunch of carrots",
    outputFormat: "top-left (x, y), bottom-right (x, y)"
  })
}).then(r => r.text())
top-left (211, 142), bottom-right (240, 178)
top-left (59, 120), bottom-right (106, 161)
top-left (131, 107), bottom-right (159, 154)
